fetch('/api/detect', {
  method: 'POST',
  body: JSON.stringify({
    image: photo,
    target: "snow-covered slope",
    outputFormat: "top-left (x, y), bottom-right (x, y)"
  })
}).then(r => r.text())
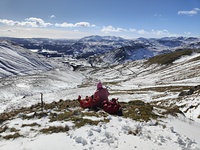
top-left (0, 40), bottom-right (85, 111)
top-left (0, 42), bottom-right (200, 150)
top-left (0, 40), bottom-right (55, 78)
top-left (88, 50), bottom-right (200, 122)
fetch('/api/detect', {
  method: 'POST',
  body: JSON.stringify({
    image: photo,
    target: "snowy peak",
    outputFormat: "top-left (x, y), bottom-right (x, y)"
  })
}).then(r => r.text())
top-left (0, 40), bottom-right (55, 78)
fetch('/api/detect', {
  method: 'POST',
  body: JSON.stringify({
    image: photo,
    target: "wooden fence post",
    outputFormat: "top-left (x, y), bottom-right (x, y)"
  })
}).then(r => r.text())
top-left (41, 93), bottom-right (44, 111)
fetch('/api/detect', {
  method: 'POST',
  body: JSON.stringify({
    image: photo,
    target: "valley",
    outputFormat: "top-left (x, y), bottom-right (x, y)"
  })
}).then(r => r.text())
top-left (0, 36), bottom-right (200, 150)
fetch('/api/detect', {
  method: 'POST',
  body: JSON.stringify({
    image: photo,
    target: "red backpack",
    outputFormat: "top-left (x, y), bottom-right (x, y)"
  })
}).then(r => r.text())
top-left (78, 95), bottom-right (101, 109)
top-left (102, 98), bottom-right (121, 114)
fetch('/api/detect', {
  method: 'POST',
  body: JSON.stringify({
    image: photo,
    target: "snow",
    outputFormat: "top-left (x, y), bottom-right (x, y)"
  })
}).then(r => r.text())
top-left (1, 115), bottom-right (200, 150)
top-left (173, 53), bottom-right (200, 63)
top-left (0, 40), bottom-right (200, 150)
top-left (165, 115), bottom-right (200, 146)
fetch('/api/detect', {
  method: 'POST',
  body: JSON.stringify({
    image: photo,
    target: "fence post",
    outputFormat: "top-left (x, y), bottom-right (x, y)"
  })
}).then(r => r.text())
top-left (41, 93), bottom-right (44, 111)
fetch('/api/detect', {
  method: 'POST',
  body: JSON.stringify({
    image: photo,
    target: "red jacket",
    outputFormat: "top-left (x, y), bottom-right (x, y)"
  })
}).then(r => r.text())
top-left (94, 88), bottom-right (109, 103)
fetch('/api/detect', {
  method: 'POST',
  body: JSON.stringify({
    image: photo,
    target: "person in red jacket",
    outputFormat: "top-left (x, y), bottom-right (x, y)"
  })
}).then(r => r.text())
top-left (93, 81), bottom-right (109, 107)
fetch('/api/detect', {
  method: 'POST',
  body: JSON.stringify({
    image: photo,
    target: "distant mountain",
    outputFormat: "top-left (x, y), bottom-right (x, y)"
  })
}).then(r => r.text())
top-left (0, 37), bottom-right (76, 57)
top-left (71, 35), bottom-right (130, 59)
top-left (0, 36), bottom-right (129, 59)
top-left (98, 46), bottom-right (154, 64)
top-left (84, 36), bottom-right (200, 65)
top-left (0, 40), bottom-right (56, 78)
top-left (78, 35), bottom-right (126, 42)
top-left (1, 36), bottom-right (200, 65)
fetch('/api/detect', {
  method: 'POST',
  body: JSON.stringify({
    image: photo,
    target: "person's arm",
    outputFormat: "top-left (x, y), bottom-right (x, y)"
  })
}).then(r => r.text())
top-left (94, 91), bottom-right (98, 99)
top-left (104, 89), bottom-right (109, 96)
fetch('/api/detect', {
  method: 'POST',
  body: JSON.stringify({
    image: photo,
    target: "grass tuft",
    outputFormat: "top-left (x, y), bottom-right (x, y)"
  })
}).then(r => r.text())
top-left (40, 125), bottom-right (69, 134)
top-left (72, 118), bottom-right (101, 128)
top-left (2, 133), bottom-right (22, 140)
top-left (21, 123), bottom-right (41, 127)
top-left (0, 126), bottom-right (8, 133)
top-left (120, 100), bottom-right (159, 122)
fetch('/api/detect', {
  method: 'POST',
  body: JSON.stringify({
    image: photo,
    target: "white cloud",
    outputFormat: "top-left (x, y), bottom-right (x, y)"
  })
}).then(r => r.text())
top-left (0, 18), bottom-right (95, 29)
top-left (0, 17), bottom-right (52, 27)
top-left (178, 8), bottom-right (200, 16)
top-left (0, 18), bottom-right (186, 38)
top-left (50, 15), bottom-right (56, 18)
top-left (25, 17), bottom-right (52, 27)
top-left (129, 28), bottom-right (137, 32)
top-left (130, 28), bottom-right (176, 37)
top-left (0, 19), bottom-right (17, 26)
top-left (0, 26), bottom-right (90, 39)
top-left (55, 21), bottom-right (95, 28)
top-left (55, 22), bottom-right (74, 28)
top-left (151, 29), bottom-right (170, 36)
top-left (153, 14), bottom-right (162, 17)
top-left (75, 22), bottom-right (91, 27)
top-left (184, 31), bottom-right (191, 35)
top-left (194, 8), bottom-right (200, 11)
top-left (101, 25), bottom-right (177, 38)
top-left (101, 25), bottom-right (127, 33)
top-left (137, 29), bottom-right (146, 35)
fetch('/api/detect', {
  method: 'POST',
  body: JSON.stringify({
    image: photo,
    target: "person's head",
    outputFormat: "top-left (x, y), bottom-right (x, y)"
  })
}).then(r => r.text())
top-left (97, 81), bottom-right (103, 90)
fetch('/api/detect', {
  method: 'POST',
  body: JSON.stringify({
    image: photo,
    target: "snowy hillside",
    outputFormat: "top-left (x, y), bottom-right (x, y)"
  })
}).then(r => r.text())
top-left (0, 40), bottom-right (55, 78)
top-left (0, 46), bottom-right (200, 150)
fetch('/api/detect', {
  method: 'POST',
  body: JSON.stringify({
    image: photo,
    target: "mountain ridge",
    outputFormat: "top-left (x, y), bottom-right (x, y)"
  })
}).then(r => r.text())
top-left (1, 36), bottom-right (200, 63)
top-left (1, 36), bottom-right (200, 73)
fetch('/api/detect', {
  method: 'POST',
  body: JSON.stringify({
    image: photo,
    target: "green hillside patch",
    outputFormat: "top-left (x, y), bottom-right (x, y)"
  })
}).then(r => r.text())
top-left (146, 49), bottom-right (193, 65)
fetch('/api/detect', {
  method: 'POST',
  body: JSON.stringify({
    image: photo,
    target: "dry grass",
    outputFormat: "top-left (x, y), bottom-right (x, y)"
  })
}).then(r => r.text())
top-left (0, 97), bottom-right (186, 140)
top-left (120, 100), bottom-right (160, 121)
top-left (146, 49), bottom-right (193, 65)
top-left (2, 133), bottom-right (22, 140)
top-left (40, 125), bottom-right (69, 134)
top-left (0, 98), bottom-right (184, 125)
top-left (161, 106), bottom-right (184, 116)
top-left (21, 123), bottom-right (41, 127)
top-left (0, 126), bottom-right (8, 133)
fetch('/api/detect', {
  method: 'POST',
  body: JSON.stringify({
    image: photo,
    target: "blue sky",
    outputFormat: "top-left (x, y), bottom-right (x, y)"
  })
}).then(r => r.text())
top-left (0, 0), bottom-right (200, 39)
